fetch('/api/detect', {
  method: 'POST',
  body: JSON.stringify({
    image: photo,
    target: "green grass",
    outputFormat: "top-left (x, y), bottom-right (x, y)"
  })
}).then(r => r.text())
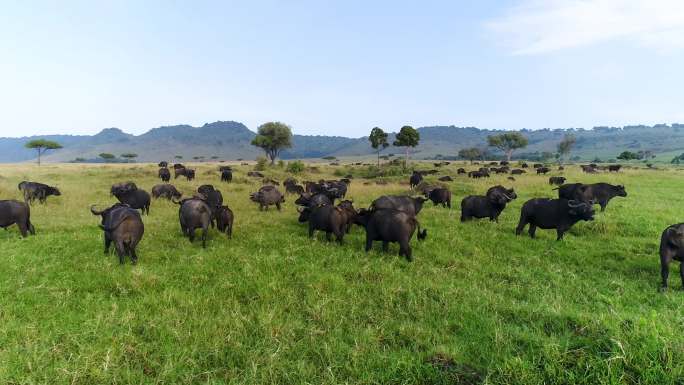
top-left (0, 162), bottom-right (683, 384)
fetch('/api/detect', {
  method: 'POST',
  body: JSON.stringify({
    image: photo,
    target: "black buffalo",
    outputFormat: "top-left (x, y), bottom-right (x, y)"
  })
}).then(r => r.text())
top-left (438, 176), bottom-right (453, 182)
top-left (370, 195), bottom-right (427, 217)
top-left (221, 169), bottom-right (232, 182)
top-left (515, 198), bottom-right (594, 240)
top-left (151, 184), bottom-right (182, 200)
top-left (90, 203), bottom-right (144, 264)
top-left (556, 183), bottom-right (627, 211)
top-left (158, 161), bottom-right (168, 168)
top-left (175, 167), bottom-right (195, 181)
top-left (457, 168), bottom-right (466, 174)
top-left (536, 167), bottom-right (550, 174)
top-left (354, 208), bottom-right (427, 261)
top-left (250, 186), bottom-right (285, 211)
top-left (0, 200), bottom-right (35, 237)
top-left (659, 224), bottom-right (684, 290)
top-left (158, 167), bottom-right (171, 182)
top-left (409, 172), bottom-right (423, 188)
top-left (176, 197), bottom-right (212, 248)
top-left (511, 169), bottom-right (525, 175)
top-left (608, 165), bottom-right (622, 172)
top-left (425, 188), bottom-right (451, 208)
top-left (460, 185), bottom-right (516, 222)
top-left (302, 204), bottom-right (348, 243)
top-left (197, 184), bottom-right (215, 196)
top-left (216, 205), bottom-right (234, 238)
top-left (18, 181), bottom-right (61, 204)
top-left (548, 176), bottom-right (566, 185)
top-left (111, 182), bottom-right (150, 215)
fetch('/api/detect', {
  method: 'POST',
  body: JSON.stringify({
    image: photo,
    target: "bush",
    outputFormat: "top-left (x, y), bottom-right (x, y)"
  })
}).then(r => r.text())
top-left (277, 160), bottom-right (285, 168)
top-left (254, 156), bottom-right (268, 171)
top-left (286, 160), bottom-right (305, 174)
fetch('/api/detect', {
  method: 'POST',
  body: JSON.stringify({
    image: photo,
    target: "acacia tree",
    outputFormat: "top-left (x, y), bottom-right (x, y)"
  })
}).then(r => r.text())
top-left (458, 147), bottom-right (482, 164)
top-left (251, 121), bottom-right (293, 164)
top-left (368, 127), bottom-right (389, 166)
top-left (393, 125), bottom-right (420, 166)
top-left (25, 139), bottom-right (63, 166)
top-left (557, 133), bottom-right (576, 164)
top-left (120, 153), bottom-right (138, 163)
top-left (99, 153), bottom-right (115, 162)
top-left (487, 132), bottom-right (528, 162)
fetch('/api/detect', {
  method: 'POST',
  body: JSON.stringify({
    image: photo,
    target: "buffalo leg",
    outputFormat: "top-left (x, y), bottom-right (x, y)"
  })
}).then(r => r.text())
top-left (447, 199), bottom-right (451, 209)
top-left (661, 257), bottom-right (670, 290)
top-left (599, 201), bottom-right (607, 212)
top-left (556, 228), bottom-right (565, 241)
top-left (365, 236), bottom-right (373, 252)
top-left (325, 231), bottom-right (332, 241)
top-left (308, 224), bottom-right (315, 238)
top-left (276, 202), bottom-right (281, 211)
top-left (188, 229), bottom-right (195, 243)
top-left (382, 241), bottom-right (389, 252)
top-left (201, 227), bottom-right (207, 248)
top-left (115, 241), bottom-right (125, 264)
top-left (28, 221), bottom-right (35, 235)
top-left (104, 235), bottom-right (112, 254)
top-left (17, 222), bottom-right (28, 238)
top-left (528, 224), bottom-right (537, 238)
top-left (130, 247), bottom-right (138, 265)
top-left (399, 240), bottom-right (413, 262)
top-left (515, 217), bottom-right (527, 236)
top-left (679, 261), bottom-right (684, 290)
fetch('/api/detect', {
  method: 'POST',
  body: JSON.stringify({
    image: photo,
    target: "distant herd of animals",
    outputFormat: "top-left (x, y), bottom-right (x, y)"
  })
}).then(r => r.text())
top-left (2, 160), bottom-right (683, 291)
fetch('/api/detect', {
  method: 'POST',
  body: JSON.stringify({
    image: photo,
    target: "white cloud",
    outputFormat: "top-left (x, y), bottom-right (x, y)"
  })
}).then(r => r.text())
top-left (486, 0), bottom-right (684, 54)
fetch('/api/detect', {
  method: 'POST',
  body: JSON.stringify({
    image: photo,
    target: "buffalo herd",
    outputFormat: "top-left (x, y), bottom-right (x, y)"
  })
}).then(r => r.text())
top-left (6, 160), bottom-right (684, 291)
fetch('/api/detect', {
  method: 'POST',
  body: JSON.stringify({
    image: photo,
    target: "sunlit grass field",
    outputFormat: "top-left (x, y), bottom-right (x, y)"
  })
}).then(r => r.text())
top-left (0, 161), bottom-right (683, 384)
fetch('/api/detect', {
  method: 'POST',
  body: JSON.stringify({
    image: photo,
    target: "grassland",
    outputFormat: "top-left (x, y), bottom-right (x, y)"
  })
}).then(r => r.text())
top-left (0, 161), bottom-right (683, 384)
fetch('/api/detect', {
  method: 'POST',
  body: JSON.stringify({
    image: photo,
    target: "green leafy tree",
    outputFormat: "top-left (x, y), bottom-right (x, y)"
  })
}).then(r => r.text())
top-left (120, 153), bottom-right (138, 163)
top-left (487, 132), bottom-right (528, 162)
top-left (617, 151), bottom-right (640, 160)
top-left (540, 151), bottom-right (554, 161)
top-left (251, 121), bottom-right (293, 164)
top-left (369, 127), bottom-right (389, 166)
top-left (24, 139), bottom-right (63, 166)
top-left (393, 125), bottom-right (420, 166)
top-left (174, 155), bottom-right (183, 159)
top-left (458, 147), bottom-right (482, 164)
top-left (557, 133), bottom-right (576, 164)
top-left (99, 153), bottom-right (115, 162)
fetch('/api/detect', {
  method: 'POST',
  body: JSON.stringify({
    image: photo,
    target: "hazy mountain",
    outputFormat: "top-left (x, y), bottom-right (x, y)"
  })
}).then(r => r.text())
top-left (2, 121), bottom-right (684, 163)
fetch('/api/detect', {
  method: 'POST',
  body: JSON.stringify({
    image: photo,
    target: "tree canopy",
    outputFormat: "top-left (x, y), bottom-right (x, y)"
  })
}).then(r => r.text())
top-left (458, 147), bottom-right (482, 163)
top-left (368, 127), bottom-right (389, 166)
top-left (120, 153), bottom-right (138, 162)
top-left (24, 139), bottom-right (63, 166)
top-left (487, 132), bottom-right (528, 161)
top-left (99, 153), bottom-right (115, 162)
top-left (251, 122), bottom-right (293, 164)
top-left (557, 134), bottom-right (576, 163)
top-left (393, 126), bottom-right (420, 165)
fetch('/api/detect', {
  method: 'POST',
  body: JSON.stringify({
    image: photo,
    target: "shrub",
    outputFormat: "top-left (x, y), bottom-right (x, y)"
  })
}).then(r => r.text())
top-left (255, 156), bottom-right (268, 171)
top-left (286, 160), bottom-right (305, 174)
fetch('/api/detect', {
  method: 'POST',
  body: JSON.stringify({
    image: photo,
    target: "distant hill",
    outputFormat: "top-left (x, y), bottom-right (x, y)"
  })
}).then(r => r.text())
top-left (2, 121), bottom-right (684, 163)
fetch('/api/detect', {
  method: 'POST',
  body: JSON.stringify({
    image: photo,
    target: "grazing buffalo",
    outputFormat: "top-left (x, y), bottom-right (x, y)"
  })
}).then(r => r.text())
top-left (173, 163), bottom-right (185, 170)
top-left (556, 183), bottom-right (627, 211)
top-left (533, 163), bottom-right (543, 168)
top-left (609, 165), bottom-right (622, 172)
top-left (216, 206), bottom-right (234, 238)
top-left (468, 170), bottom-right (489, 178)
top-left (197, 185), bottom-right (215, 196)
top-left (511, 169), bottom-right (525, 175)
top-left (286, 183), bottom-right (305, 195)
top-left (508, 177), bottom-right (516, 181)
top-left (151, 184), bottom-right (182, 200)
top-left (438, 176), bottom-right (453, 182)
top-left (303, 204), bottom-right (348, 243)
top-left (460, 185), bottom-right (516, 222)
top-left (111, 182), bottom-right (150, 215)
top-left (295, 193), bottom-right (332, 212)
top-left (521, 163), bottom-right (529, 168)
top-left (558, 166), bottom-right (564, 171)
top-left (457, 168), bottom-right (466, 174)
top-left (409, 172), bottom-right (423, 188)
top-left (354, 208), bottom-right (427, 261)
top-left (158, 167), bottom-right (171, 182)
top-left (175, 167), bottom-right (195, 181)
top-left (90, 203), bottom-right (144, 264)
top-left (221, 169), bottom-right (232, 182)
top-left (500, 161), bottom-right (509, 166)
top-left (250, 186), bottom-right (285, 211)
top-left (175, 197), bottom-right (212, 248)
top-left (425, 188), bottom-right (451, 208)
top-left (158, 161), bottom-right (168, 168)
top-left (370, 195), bottom-right (427, 217)
top-left (581, 165), bottom-right (597, 173)
top-left (536, 167), bottom-right (550, 174)
top-left (548, 176), bottom-right (566, 185)
top-left (0, 200), bottom-right (35, 237)
top-left (515, 198), bottom-right (594, 240)
top-left (18, 181), bottom-right (61, 204)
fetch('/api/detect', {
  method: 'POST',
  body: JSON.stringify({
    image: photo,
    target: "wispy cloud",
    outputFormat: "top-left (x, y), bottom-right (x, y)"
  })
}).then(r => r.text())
top-left (486, 0), bottom-right (684, 54)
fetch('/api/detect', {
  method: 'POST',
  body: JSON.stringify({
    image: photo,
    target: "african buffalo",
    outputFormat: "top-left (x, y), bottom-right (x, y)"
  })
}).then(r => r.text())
top-left (295, 193), bottom-right (332, 209)
top-left (548, 176), bottom-right (566, 185)
top-left (460, 185), bottom-right (516, 222)
top-left (354, 208), bottom-right (427, 261)
top-left (457, 168), bottom-right (466, 174)
top-left (425, 187), bottom-right (451, 208)
top-left (151, 184), bottom-right (182, 200)
top-left (659, 223), bottom-right (684, 290)
top-left (521, 163), bottom-right (529, 168)
top-left (176, 197), bottom-right (212, 247)
top-left (216, 206), bottom-right (234, 238)
top-left (250, 186), bottom-right (285, 211)
top-left (515, 198), bottom-right (594, 240)
top-left (18, 181), bottom-right (61, 204)
top-left (90, 203), bottom-right (144, 264)
top-left (438, 176), bottom-right (453, 182)
top-left (286, 184), bottom-right (305, 195)
top-left (511, 169), bottom-right (526, 175)
top-left (0, 200), bottom-right (35, 237)
top-left (536, 167), bottom-right (550, 174)
top-left (556, 183), bottom-right (627, 211)
top-left (158, 167), bottom-right (171, 182)
top-left (221, 169), bottom-right (232, 182)
top-left (370, 195), bottom-right (427, 217)
top-left (110, 182), bottom-right (150, 215)
top-left (158, 161), bottom-right (168, 168)
top-left (608, 165), bottom-right (622, 172)
top-left (175, 167), bottom-right (195, 181)
top-left (409, 172), bottom-right (423, 188)
top-left (197, 185), bottom-right (215, 196)
top-left (303, 204), bottom-right (348, 243)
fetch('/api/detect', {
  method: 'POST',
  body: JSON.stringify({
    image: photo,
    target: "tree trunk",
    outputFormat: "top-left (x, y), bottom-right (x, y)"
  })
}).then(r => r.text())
top-left (506, 150), bottom-right (513, 162)
top-left (37, 149), bottom-right (41, 166)
top-left (405, 147), bottom-right (409, 167)
top-left (377, 151), bottom-right (380, 167)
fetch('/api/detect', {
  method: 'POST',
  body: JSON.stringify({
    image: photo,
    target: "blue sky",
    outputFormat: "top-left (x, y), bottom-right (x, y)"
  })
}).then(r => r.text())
top-left (1, 0), bottom-right (683, 137)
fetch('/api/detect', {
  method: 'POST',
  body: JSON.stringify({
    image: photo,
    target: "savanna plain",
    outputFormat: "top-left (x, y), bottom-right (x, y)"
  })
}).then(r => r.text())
top-left (0, 161), bottom-right (683, 385)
